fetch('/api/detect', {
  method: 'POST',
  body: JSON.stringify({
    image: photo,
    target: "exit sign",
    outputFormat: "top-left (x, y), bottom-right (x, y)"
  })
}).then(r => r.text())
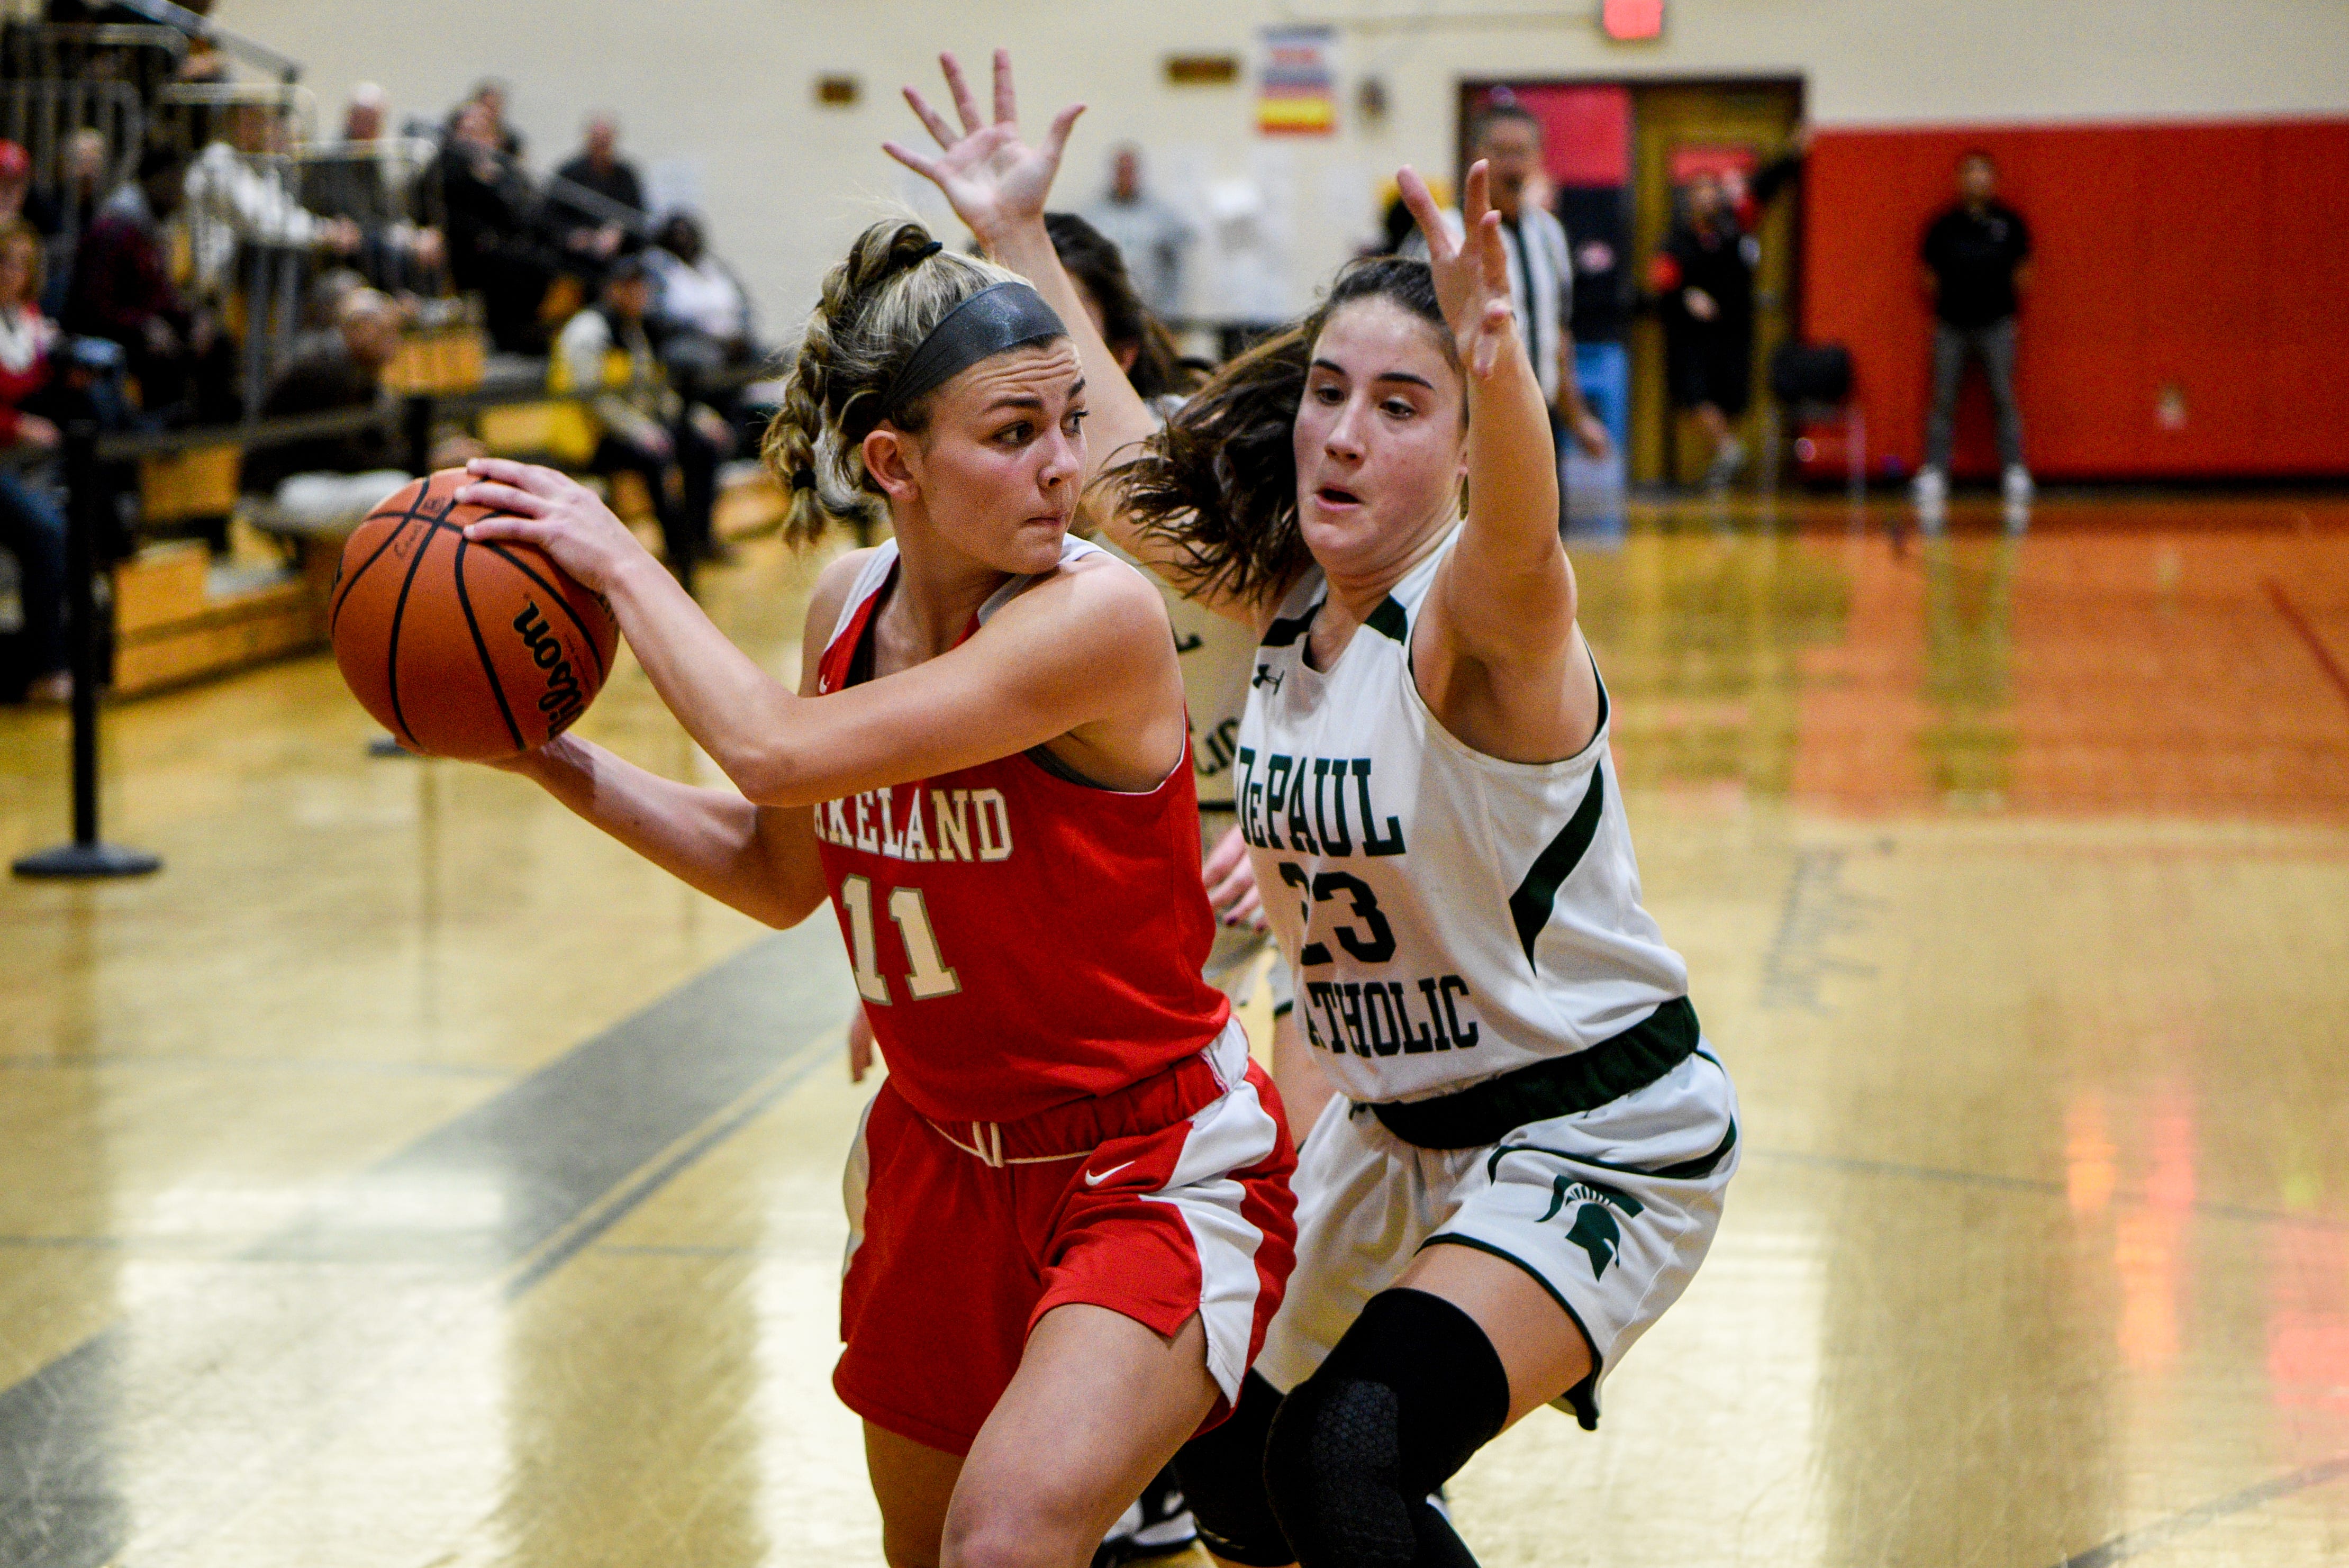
top-left (1602, 0), bottom-right (1664, 40)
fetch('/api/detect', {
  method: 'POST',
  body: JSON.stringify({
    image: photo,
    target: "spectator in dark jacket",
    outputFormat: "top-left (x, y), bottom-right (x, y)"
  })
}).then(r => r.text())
top-left (1915, 150), bottom-right (2034, 520)
top-left (61, 145), bottom-right (238, 422)
top-left (242, 286), bottom-right (407, 506)
top-left (1652, 171), bottom-right (1758, 487)
top-left (427, 101), bottom-right (555, 352)
top-left (552, 113), bottom-right (639, 269)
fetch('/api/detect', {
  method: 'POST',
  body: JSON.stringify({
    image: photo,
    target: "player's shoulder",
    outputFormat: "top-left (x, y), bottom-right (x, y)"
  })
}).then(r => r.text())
top-left (1053, 541), bottom-right (1173, 624)
top-left (998, 541), bottom-right (1173, 649)
top-left (803, 545), bottom-right (888, 652)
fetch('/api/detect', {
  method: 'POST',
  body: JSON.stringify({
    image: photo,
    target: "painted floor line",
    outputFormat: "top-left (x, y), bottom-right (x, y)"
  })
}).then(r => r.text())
top-left (0, 1054), bottom-right (514, 1078)
top-left (2052, 1452), bottom-right (2349, 1567)
top-left (2265, 578), bottom-right (2349, 714)
top-left (501, 1027), bottom-right (847, 1299)
top-left (1748, 1146), bottom-right (2349, 1232)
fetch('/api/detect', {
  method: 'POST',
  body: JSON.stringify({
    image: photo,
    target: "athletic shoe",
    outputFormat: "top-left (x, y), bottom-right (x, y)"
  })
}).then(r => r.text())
top-left (2002, 464), bottom-right (2034, 505)
top-left (1911, 466), bottom-right (1948, 509)
top-left (1094, 1464), bottom-right (1198, 1567)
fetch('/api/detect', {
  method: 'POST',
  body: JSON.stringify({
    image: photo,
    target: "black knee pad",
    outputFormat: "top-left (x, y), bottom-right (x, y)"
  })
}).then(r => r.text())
top-left (1174, 1370), bottom-right (1294, 1566)
top-left (1262, 1289), bottom-right (1510, 1568)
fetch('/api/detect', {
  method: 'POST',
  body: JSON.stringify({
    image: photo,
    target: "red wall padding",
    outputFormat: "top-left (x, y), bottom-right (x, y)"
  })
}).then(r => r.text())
top-left (1802, 119), bottom-right (2349, 479)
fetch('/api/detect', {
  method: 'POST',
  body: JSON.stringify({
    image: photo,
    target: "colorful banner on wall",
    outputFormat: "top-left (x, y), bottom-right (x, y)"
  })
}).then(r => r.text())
top-left (1258, 26), bottom-right (1336, 135)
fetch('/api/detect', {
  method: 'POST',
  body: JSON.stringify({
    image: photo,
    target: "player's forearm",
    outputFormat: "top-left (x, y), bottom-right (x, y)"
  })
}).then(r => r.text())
top-left (1464, 324), bottom-right (1568, 578)
top-left (515, 733), bottom-right (824, 927)
top-left (599, 552), bottom-right (826, 804)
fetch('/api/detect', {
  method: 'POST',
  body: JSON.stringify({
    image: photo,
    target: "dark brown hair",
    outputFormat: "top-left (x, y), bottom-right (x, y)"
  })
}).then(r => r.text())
top-left (1044, 211), bottom-right (1199, 401)
top-left (1113, 255), bottom-right (1451, 602)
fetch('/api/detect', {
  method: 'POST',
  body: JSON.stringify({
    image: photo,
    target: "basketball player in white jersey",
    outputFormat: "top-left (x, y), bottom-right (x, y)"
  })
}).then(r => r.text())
top-left (891, 52), bottom-right (1737, 1567)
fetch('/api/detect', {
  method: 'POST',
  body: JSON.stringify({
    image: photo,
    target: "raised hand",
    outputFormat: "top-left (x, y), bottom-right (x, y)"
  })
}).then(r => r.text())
top-left (1398, 161), bottom-right (1520, 380)
top-left (883, 49), bottom-right (1083, 251)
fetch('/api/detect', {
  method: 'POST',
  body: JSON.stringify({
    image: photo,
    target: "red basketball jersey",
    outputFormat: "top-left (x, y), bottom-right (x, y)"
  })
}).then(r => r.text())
top-left (812, 539), bottom-right (1231, 1125)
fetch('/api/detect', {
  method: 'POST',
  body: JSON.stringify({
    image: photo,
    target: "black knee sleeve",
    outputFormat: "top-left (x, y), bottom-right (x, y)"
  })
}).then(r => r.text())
top-left (1175, 1370), bottom-right (1293, 1566)
top-left (1262, 1289), bottom-right (1510, 1568)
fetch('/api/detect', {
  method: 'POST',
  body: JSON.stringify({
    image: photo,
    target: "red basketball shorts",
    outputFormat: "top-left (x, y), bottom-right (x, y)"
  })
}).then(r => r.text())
top-left (834, 1020), bottom-right (1298, 1456)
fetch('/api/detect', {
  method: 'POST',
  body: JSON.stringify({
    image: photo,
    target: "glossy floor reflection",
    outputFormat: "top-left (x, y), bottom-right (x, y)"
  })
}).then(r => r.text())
top-left (4, 493), bottom-right (2347, 1567)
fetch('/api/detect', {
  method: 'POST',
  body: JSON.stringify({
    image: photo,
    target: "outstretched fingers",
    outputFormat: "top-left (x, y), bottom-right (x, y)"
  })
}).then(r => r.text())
top-left (992, 47), bottom-right (1018, 126)
top-left (1461, 158), bottom-right (1491, 234)
top-left (1474, 206), bottom-right (1511, 293)
top-left (1396, 166), bottom-right (1454, 264)
top-left (881, 137), bottom-right (941, 183)
top-left (1040, 101), bottom-right (1085, 166)
top-left (900, 85), bottom-right (959, 152)
top-left (939, 51), bottom-right (986, 136)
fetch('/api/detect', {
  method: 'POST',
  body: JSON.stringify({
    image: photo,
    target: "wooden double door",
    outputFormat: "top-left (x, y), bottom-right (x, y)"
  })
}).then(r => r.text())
top-left (1458, 76), bottom-right (1805, 486)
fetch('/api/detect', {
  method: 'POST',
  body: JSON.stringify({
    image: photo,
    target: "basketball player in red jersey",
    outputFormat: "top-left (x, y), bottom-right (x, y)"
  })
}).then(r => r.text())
top-left (449, 211), bottom-right (1296, 1567)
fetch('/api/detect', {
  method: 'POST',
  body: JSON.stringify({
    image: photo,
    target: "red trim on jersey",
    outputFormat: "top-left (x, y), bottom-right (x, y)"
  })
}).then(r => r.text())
top-left (812, 558), bottom-right (1232, 1123)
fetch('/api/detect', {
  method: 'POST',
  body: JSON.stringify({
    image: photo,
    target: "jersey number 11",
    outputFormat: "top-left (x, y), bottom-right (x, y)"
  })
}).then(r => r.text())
top-left (839, 874), bottom-right (961, 1004)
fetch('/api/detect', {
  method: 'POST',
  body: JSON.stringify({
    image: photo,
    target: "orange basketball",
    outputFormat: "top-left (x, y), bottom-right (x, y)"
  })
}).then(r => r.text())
top-left (329, 469), bottom-right (621, 762)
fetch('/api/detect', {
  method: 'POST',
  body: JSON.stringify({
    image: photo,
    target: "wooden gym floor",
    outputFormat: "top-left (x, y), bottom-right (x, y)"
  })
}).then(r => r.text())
top-left (4, 490), bottom-right (2347, 1568)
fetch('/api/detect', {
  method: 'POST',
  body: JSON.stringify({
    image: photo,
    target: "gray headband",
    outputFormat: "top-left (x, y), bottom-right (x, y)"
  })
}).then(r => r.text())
top-left (880, 280), bottom-right (1067, 418)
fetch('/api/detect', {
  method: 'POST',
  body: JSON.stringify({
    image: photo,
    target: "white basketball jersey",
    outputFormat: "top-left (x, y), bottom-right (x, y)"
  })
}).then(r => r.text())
top-left (1236, 531), bottom-right (1688, 1104)
top-left (1098, 538), bottom-right (1255, 810)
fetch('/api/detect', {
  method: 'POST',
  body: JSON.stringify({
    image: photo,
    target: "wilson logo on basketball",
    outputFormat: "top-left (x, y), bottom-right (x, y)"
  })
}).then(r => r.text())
top-left (512, 600), bottom-right (587, 732)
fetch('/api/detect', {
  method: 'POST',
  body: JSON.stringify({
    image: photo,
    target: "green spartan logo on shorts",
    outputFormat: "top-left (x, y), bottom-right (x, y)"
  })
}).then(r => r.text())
top-left (1539, 1175), bottom-right (1644, 1281)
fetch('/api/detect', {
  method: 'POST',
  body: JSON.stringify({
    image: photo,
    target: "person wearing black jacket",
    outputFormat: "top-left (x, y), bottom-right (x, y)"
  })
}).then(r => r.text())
top-left (1915, 150), bottom-right (2033, 519)
top-left (551, 113), bottom-right (642, 270)
top-left (427, 101), bottom-right (557, 352)
top-left (1654, 171), bottom-right (1758, 487)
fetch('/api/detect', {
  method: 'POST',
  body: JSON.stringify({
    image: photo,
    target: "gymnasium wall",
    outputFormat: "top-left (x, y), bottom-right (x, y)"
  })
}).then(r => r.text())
top-left (213, 0), bottom-right (2349, 417)
top-left (1803, 119), bottom-right (2349, 479)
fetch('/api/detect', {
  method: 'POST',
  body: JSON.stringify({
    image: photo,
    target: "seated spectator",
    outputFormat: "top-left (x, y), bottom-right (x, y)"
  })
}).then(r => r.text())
top-left (554, 253), bottom-right (724, 581)
top-left (0, 220), bottom-right (71, 703)
top-left (0, 141), bottom-right (59, 239)
top-left (550, 114), bottom-right (639, 271)
top-left (62, 145), bottom-right (239, 424)
top-left (302, 84), bottom-right (446, 297)
top-left (184, 101), bottom-right (363, 306)
top-left (428, 101), bottom-right (556, 352)
top-left (241, 287), bottom-right (410, 520)
top-left (646, 209), bottom-right (755, 423)
top-left (648, 210), bottom-right (749, 357)
top-left (455, 78), bottom-right (527, 161)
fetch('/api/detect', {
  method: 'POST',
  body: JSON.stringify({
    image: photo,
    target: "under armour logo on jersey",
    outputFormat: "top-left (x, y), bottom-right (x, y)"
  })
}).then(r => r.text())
top-left (1252, 663), bottom-right (1283, 693)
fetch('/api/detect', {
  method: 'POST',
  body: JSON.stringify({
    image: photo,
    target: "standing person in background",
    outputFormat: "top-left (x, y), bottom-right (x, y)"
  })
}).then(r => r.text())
top-left (1405, 105), bottom-right (1611, 466)
top-left (1914, 150), bottom-right (2033, 525)
top-left (1082, 144), bottom-right (1193, 321)
top-left (1653, 170), bottom-right (1757, 489)
top-left (1555, 183), bottom-right (1632, 460)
